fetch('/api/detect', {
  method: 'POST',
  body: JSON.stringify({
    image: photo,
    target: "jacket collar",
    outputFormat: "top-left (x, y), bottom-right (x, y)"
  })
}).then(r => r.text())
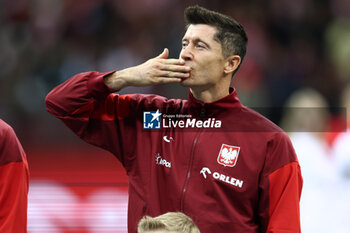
top-left (187, 87), bottom-right (243, 117)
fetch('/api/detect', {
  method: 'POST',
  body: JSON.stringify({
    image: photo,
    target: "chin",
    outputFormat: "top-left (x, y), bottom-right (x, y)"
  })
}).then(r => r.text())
top-left (180, 79), bottom-right (194, 87)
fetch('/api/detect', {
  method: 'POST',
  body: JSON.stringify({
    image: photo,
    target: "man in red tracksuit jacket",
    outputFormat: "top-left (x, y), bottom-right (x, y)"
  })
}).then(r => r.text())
top-left (0, 119), bottom-right (29, 233)
top-left (46, 6), bottom-right (302, 233)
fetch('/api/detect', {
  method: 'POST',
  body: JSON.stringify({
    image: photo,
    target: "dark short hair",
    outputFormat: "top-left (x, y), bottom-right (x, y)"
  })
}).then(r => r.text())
top-left (184, 5), bottom-right (248, 62)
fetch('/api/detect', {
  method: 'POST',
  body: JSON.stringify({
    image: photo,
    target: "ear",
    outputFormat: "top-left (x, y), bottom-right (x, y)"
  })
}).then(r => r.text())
top-left (223, 55), bottom-right (241, 75)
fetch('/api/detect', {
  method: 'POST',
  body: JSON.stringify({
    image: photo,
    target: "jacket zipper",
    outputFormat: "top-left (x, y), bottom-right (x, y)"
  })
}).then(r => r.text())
top-left (180, 106), bottom-right (205, 211)
top-left (180, 129), bottom-right (202, 211)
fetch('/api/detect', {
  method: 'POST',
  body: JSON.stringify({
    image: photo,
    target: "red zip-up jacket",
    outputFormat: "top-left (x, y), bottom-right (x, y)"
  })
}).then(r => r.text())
top-left (45, 71), bottom-right (302, 233)
top-left (0, 119), bottom-right (29, 233)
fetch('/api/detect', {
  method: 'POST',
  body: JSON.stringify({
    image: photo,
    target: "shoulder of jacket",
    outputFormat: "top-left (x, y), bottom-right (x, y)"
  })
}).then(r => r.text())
top-left (0, 119), bottom-right (14, 137)
top-left (239, 106), bottom-right (284, 133)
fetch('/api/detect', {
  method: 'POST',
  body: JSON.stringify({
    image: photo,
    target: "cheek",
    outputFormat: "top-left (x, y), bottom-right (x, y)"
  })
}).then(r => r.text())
top-left (204, 62), bottom-right (224, 75)
top-left (194, 55), bottom-right (225, 77)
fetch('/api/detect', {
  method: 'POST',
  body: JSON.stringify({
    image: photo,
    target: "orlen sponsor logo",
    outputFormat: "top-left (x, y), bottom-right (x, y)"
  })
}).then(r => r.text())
top-left (200, 167), bottom-right (243, 188)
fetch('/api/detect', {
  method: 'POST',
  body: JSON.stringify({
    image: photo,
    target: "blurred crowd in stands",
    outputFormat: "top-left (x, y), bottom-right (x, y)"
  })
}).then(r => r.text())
top-left (1, 0), bottom-right (350, 232)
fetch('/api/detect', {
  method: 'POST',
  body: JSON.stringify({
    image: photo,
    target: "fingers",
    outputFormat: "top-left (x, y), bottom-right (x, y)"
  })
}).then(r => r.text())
top-left (156, 77), bottom-right (182, 84)
top-left (156, 48), bottom-right (169, 59)
top-left (155, 57), bottom-right (190, 72)
top-left (159, 63), bottom-right (191, 73)
top-left (139, 49), bottom-right (190, 85)
top-left (161, 59), bottom-right (185, 65)
top-left (156, 49), bottom-right (184, 65)
top-left (157, 70), bottom-right (190, 78)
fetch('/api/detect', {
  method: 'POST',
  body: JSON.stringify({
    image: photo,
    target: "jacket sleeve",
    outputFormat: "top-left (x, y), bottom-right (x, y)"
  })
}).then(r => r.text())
top-left (258, 132), bottom-right (303, 233)
top-left (0, 121), bottom-right (29, 233)
top-left (45, 71), bottom-right (136, 165)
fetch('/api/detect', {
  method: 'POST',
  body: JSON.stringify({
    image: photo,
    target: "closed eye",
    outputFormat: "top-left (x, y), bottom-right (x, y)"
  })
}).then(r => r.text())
top-left (182, 40), bottom-right (189, 48)
top-left (181, 39), bottom-right (210, 50)
top-left (195, 43), bottom-right (206, 49)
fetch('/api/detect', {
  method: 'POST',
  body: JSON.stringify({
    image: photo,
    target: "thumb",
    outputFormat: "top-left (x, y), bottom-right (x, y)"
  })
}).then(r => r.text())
top-left (157, 48), bottom-right (169, 59)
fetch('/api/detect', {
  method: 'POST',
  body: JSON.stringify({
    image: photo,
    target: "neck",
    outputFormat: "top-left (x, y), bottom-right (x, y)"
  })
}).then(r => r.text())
top-left (190, 86), bottom-right (230, 103)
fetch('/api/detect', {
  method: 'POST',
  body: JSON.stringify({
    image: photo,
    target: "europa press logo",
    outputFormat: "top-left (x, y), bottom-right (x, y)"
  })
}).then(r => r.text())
top-left (143, 110), bottom-right (162, 129)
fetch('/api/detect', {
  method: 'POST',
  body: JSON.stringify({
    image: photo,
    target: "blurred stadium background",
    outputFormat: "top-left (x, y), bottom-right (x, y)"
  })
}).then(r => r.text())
top-left (1, 0), bottom-right (350, 232)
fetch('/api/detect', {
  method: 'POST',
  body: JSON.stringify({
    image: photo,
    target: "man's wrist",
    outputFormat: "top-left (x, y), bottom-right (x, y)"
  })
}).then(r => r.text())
top-left (104, 70), bottom-right (128, 91)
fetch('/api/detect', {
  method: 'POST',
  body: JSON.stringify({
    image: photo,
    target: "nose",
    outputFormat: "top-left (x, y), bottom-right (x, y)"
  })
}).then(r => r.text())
top-left (180, 46), bottom-right (193, 61)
